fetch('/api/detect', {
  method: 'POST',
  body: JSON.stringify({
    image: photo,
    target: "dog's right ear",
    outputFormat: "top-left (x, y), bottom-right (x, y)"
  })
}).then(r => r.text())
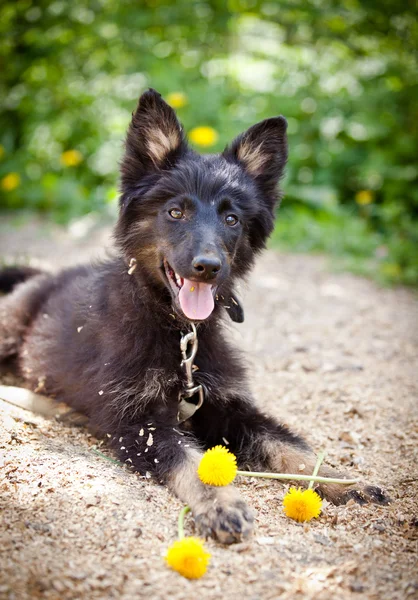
top-left (121, 89), bottom-right (187, 188)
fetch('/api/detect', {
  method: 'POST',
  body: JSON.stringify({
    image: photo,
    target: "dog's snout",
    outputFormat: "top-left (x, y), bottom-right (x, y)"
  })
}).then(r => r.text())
top-left (192, 255), bottom-right (221, 279)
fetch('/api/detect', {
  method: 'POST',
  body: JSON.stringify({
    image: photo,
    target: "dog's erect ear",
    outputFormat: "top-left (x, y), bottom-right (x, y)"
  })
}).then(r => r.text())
top-left (223, 116), bottom-right (288, 196)
top-left (121, 89), bottom-right (187, 186)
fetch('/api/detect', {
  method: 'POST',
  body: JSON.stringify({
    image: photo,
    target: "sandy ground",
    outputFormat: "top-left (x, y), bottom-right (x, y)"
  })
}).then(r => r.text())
top-left (0, 217), bottom-right (417, 600)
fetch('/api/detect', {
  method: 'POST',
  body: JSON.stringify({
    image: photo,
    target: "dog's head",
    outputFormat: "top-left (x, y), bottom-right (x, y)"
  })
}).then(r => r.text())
top-left (116, 89), bottom-right (287, 322)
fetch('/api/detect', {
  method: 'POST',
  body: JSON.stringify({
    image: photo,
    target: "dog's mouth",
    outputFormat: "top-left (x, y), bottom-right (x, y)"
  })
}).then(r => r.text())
top-left (163, 259), bottom-right (216, 321)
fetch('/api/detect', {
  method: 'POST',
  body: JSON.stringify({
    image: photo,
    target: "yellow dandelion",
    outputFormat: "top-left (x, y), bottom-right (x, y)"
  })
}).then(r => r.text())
top-left (0, 145), bottom-right (5, 160)
top-left (189, 126), bottom-right (219, 147)
top-left (355, 190), bottom-right (374, 205)
top-left (166, 92), bottom-right (188, 109)
top-left (381, 262), bottom-right (401, 278)
top-left (283, 487), bottom-right (322, 522)
top-left (165, 537), bottom-right (210, 579)
top-left (61, 149), bottom-right (83, 167)
top-left (1, 172), bottom-right (21, 191)
top-left (198, 445), bottom-right (237, 486)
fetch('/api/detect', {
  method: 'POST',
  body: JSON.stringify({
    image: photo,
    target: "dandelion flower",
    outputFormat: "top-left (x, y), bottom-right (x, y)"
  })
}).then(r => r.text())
top-left (1, 172), bottom-right (20, 191)
top-left (355, 190), bottom-right (374, 205)
top-left (166, 92), bottom-right (188, 109)
top-left (61, 149), bottom-right (83, 167)
top-left (166, 537), bottom-right (210, 579)
top-left (198, 445), bottom-right (237, 486)
top-left (189, 126), bottom-right (218, 147)
top-left (283, 487), bottom-right (322, 522)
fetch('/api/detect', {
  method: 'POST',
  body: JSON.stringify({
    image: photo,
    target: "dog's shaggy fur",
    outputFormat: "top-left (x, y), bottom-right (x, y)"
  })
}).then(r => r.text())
top-left (0, 90), bottom-right (389, 543)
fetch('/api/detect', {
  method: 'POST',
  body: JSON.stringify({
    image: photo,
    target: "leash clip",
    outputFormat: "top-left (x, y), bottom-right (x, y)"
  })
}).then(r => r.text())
top-left (177, 323), bottom-right (204, 423)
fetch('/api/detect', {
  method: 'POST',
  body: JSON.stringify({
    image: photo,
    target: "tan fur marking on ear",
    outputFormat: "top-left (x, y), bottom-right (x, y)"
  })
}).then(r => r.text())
top-left (146, 127), bottom-right (180, 165)
top-left (237, 141), bottom-right (266, 176)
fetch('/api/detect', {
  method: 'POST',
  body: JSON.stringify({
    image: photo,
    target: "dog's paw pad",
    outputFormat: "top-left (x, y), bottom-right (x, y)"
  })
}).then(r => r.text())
top-left (195, 500), bottom-right (254, 544)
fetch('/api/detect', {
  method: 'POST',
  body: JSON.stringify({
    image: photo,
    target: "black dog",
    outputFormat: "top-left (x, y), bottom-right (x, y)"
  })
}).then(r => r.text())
top-left (0, 89), bottom-right (389, 543)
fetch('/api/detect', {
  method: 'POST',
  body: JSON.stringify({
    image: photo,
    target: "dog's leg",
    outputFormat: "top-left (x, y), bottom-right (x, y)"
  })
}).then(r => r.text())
top-left (259, 436), bottom-right (390, 506)
top-left (192, 397), bottom-right (391, 506)
top-left (108, 421), bottom-right (254, 544)
top-left (169, 446), bottom-right (254, 544)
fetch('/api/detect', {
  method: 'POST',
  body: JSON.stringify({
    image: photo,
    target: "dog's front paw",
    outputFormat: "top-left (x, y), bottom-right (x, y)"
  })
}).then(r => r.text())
top-left (194, 499), bottom-right (254, 544)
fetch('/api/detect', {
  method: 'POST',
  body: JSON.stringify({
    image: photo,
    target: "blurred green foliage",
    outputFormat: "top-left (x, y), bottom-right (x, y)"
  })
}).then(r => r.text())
top-left (0, 0), bottom-right (417, 285)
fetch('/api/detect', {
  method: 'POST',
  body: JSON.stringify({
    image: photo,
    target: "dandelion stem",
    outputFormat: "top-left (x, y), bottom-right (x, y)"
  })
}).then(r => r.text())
top-left (91, 448), bottom-right (123, 466)
top-left (308, 451), bottom-right (325, 490)
top-left (236, 471), bottom-right (357, 485)
top-left (178, 505), bottom-right (191, 539)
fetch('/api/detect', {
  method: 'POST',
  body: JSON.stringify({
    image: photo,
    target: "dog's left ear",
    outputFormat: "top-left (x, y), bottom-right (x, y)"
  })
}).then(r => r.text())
top-left (223, 116), bottom-right (288, 198)
top-left (121, 88), bottom-right (188, 188)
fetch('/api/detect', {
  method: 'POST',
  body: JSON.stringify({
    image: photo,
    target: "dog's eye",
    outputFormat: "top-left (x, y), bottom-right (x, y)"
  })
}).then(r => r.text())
top-left (169, 208), bottom-right (183, 220)
top-left (225, 214), bottom-right (239, 227)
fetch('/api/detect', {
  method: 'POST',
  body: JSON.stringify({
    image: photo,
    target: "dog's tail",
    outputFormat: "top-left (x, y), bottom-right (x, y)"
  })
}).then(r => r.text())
top-left (0, 266), bottom-right (44, 294)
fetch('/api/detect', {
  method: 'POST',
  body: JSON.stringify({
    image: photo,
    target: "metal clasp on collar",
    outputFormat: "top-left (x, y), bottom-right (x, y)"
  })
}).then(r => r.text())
top-left (177, 322), bottom-right (204, 423)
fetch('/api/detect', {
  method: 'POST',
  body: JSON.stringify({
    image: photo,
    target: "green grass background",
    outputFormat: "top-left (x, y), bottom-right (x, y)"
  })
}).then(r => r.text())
top-left (1, 0), bottom-right (417, 285)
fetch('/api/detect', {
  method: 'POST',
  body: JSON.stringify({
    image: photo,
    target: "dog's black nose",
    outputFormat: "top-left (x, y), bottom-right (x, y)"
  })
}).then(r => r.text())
top-left (192, 255), bottom-right (221, 279)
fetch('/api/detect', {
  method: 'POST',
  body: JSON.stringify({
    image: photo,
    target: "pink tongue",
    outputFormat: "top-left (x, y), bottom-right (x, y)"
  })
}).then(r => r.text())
top-left (178, 279), bottom-right (215, 320)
